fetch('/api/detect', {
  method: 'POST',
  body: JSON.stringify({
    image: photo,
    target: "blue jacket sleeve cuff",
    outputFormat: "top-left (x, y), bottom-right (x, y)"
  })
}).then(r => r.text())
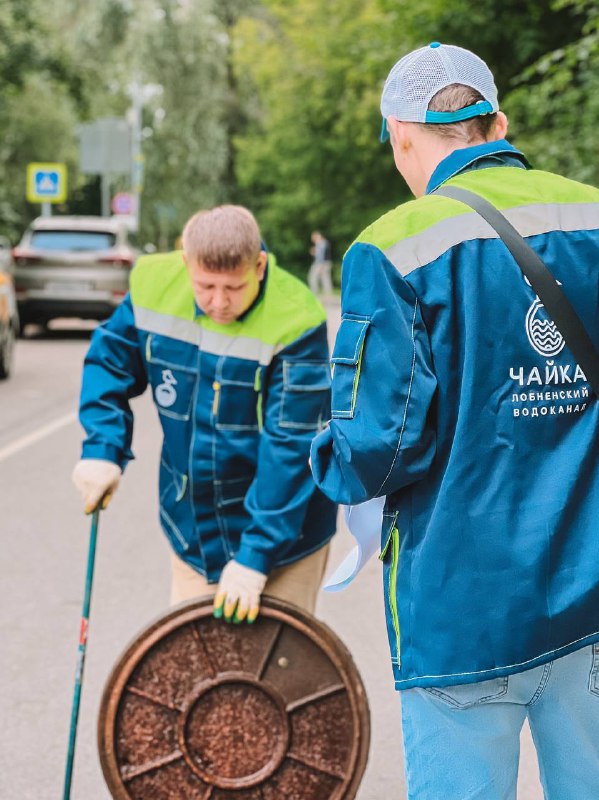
top-left (80, 443), bottom-right (131, 469)
top-left (234, 544), bottom-right (273, 576)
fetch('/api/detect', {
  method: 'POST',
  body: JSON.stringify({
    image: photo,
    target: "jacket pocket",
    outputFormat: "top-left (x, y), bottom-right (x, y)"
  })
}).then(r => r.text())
top-left (380, 511), bottom-right (401, 667)
top-left (214, 475), bottom-right (253, 509)
top-left (214, 359), bottom-right (260, 431)
top-left (424, 677), bottom-right (509, 709)
top-left (330, 316), bottom-right (370, 419)
top-left (146, 334), bottom-right (197, 421)
top-left (159, 459), bottom-right (190, 553)
top-left (279, 360), bottom-right (331, 430)
top-left (214, 475), bottom-right (253, 544)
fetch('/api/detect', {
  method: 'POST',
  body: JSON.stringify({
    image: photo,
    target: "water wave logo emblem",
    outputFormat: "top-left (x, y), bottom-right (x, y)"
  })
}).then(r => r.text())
top-left (525, 298), bottom-right (565, 358)
top-left (155, 369), bottom-right (178, 408)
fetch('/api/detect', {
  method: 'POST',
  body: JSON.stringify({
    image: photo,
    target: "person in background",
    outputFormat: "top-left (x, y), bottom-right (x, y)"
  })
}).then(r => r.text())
top-left (311, 42), bottom-right (599, 799)
top-left (308, 230), bottom-right (333, 297)
top-left (73, 205), bottom-right (336, 624)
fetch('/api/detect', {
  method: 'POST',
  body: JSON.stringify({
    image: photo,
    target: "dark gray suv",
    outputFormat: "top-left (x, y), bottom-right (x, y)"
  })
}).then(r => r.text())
top-left (13, 215), bottom-right (138, 332)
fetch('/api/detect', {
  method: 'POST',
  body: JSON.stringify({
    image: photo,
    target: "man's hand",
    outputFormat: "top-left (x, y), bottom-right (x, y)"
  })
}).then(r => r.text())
top-left (72, 459), bottom-right (122, 514)
top-left (213, 560), bottom-right (267, 624)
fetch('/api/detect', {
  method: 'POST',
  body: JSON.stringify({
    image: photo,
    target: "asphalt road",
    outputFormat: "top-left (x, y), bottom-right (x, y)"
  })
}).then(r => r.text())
top-left (0, 312), bottom-right (543, 800)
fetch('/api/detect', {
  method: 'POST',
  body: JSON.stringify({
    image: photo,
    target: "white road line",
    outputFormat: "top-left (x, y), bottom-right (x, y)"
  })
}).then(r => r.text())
top-left (0, 410), bottom-right (78, 463)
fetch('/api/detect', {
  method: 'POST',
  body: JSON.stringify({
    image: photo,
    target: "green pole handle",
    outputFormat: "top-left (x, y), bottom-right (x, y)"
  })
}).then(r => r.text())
top-left (62, 508), bottom-right (100, 799)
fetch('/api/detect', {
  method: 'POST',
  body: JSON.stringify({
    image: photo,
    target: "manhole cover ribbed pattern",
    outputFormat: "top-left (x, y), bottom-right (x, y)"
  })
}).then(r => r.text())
top-left (98, 597), bottom-right (370, 799)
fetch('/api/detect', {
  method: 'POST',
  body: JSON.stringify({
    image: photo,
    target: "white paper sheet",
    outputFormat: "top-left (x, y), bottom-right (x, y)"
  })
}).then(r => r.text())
top-left (323, 496), bottom-right (386, 592)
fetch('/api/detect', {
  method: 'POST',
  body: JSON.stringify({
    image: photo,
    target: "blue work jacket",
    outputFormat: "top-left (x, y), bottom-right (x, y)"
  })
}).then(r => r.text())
top-left (312, 141), bottom-right (599, 690)
top-left (79, 251), bottom-right (337, 581)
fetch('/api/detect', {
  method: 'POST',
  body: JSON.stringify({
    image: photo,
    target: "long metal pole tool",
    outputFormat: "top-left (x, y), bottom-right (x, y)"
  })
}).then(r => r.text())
top-left (62, 508), bottom-right (100, 799)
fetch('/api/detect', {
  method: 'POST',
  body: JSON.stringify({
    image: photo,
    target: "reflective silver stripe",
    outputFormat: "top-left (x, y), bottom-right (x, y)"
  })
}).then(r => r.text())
top-left (133, 305), bottom-right (277, 364)
top-left (201, 328), bottom-right (277, 364)
top-left (134, 306), bottom-right (200, 345)
top-left (383, 202), bottom-right (599, 276)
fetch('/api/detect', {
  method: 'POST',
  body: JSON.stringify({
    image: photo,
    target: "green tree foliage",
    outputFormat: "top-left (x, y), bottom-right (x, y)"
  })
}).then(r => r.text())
top-left (0, 0), bottom-right (138, 238)
top-left (0, 0), bottom-right (594, 257)
top-left (137, 0), bottom-right (263, 247)
top-left (391, 0), bottom-right (582, 99)
top-left (231, 0), bottom-right (585, 270)
top-left (505, 0), bottom-right (599, 184)
top-left (52, 0), bottom-right (260, 246)
top-left (0, 0), bottom-right (85, 238)
top-left (0, 0), bottom-right (40, 92)
top-left (233, 0), bottom-right (406, 269)
top-left (0, 75), bottom-right (79, 236)
top-left (139, 0), bottom-right (234, 247)
top-left (0, 0), bottom-right (256, 244)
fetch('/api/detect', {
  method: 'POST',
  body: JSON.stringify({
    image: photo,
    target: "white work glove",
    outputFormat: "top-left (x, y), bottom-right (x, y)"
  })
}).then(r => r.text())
top-left (213, 560), bottom-right (267, 624)
top-left (72, 459), bottom-right (122, 515)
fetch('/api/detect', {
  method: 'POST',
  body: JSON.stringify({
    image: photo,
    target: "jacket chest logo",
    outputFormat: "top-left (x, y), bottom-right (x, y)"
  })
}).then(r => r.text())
top-left (155, 369), bottom-right (178, 408)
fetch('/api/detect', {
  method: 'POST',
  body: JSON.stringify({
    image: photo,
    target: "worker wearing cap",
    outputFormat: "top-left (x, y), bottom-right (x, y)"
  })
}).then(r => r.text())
top-left (73, 205), bottom-right (336, 624)
top-left (311, 43), bottom-right (599, 798)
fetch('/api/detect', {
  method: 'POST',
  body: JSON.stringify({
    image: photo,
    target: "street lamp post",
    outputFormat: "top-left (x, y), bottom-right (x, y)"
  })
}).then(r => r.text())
top-left (127, 80), bottom-right (163, 233)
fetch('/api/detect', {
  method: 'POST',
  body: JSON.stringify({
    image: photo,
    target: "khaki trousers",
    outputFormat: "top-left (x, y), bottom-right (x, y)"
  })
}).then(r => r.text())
top-left (170, 544), bottom-right (330, 614)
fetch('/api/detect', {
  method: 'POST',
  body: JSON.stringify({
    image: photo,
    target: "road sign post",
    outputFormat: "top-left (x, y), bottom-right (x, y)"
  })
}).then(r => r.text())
top-left (111, 192), bottom-right (135, 216)
top-left (26, 163), bottom-right (68, 214)
top-left (78, 118), bottom-right (131, 219)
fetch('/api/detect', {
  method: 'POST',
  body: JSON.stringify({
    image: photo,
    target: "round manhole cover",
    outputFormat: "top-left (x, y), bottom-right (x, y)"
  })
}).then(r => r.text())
top-left (98, 597), bottom-right (370, 799)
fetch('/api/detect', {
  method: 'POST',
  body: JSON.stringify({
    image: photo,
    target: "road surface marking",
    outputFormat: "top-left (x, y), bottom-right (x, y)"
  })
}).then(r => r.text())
top-left (0, 411), bottom-right (77, 462)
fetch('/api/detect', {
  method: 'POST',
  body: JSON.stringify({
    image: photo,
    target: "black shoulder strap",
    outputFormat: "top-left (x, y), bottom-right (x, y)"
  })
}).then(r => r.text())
top-left (434, 184), bottom-right (599, 397)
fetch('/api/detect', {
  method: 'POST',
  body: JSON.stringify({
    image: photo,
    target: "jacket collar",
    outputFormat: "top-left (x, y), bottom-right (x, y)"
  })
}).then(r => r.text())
top-left (236, 252), bottom-right (269, 321)
top-left (426, 139), bottom-right (531, 195)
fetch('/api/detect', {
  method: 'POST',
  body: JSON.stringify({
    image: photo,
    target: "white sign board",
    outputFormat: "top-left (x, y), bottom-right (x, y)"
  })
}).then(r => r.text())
top-left (79, 118), bottom-right (131, 175)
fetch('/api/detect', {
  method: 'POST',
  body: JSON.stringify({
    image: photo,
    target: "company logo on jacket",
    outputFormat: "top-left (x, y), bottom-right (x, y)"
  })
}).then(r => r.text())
top-left (155, 369), bottom-right (178, 407)
top-left (526, 298), bottom-right (565, 358)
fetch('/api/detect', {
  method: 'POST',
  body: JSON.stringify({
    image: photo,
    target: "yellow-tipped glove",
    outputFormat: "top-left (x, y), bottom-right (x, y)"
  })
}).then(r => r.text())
top-left (72, 459), bottom-right (122, 514)
top-left (213, 560), bottom-right (267, 624)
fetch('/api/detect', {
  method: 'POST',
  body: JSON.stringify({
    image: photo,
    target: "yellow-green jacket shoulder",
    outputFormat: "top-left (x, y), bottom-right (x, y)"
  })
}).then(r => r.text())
top-left (129, 250), bottom-right (325, 348)
top-left (354, 167), bottom-right (599, 253)
top-left (261, 255), bottom-right (326, 348)
top-left (130, 250), bottom-right (190, 317)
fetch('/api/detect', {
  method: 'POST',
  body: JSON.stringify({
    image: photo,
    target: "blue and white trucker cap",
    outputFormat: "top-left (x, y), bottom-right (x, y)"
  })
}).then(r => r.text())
top-left (380, 42), bottom-right (499, 142)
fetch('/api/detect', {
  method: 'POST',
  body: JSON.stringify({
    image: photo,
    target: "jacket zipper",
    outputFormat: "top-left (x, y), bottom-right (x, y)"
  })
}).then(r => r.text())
top-left (212, 381), bottom-right (221, 416)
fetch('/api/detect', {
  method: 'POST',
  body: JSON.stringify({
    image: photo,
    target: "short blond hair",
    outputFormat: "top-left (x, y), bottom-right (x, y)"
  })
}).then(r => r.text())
top-left (182, 205), bottom-right (261, 270)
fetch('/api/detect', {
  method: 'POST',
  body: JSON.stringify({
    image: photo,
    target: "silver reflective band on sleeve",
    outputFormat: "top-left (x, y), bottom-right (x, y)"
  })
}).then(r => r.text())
top-left (133, 306), bottom-right (277, 364)
top-left (384, 202), bottom-right (599, 276)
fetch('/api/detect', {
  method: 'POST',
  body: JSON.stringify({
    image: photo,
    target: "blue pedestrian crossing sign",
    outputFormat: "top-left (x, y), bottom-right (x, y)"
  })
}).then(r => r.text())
top-left (26, 162), bottom-right (68, 204)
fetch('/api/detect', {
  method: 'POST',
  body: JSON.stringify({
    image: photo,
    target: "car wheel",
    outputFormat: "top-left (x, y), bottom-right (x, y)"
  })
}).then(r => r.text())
top-left (0, 322), bottom-right (15, 379)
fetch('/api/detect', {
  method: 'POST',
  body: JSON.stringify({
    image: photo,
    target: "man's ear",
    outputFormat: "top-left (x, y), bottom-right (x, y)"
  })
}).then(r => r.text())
top-left (491, 111), bottom-right (509, 141)
top-left (256, 251), bottom-right (268, 281)
top-left (181, 251), bottom-right (189, 267)
top-left (387, 117), bottom-right (411, 152)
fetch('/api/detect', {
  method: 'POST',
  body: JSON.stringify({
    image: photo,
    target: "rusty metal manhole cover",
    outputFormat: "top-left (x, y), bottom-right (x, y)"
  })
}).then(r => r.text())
top-left (98, 597), bottom-right (370, 799)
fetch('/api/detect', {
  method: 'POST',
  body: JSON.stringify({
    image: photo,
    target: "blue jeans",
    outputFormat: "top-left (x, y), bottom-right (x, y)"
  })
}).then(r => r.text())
top-left (400, 644), bottom-right (599, 799)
